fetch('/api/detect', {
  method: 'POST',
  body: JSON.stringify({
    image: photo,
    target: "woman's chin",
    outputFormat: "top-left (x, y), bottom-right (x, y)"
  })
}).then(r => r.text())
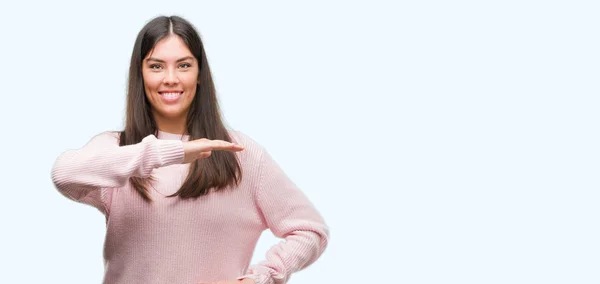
top-left (153, 107), bottom-right (189, 119)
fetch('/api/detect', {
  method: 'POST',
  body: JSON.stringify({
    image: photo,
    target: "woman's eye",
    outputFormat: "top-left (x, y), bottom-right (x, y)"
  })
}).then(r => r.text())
top-left (179, 63), bottom-right (191, 68)
top-left (150, 64), bottom-right (162, 70)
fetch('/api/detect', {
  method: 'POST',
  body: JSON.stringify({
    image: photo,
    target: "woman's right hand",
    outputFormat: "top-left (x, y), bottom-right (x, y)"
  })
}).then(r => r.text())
top-left (182, 138), bottom-right (245, 164)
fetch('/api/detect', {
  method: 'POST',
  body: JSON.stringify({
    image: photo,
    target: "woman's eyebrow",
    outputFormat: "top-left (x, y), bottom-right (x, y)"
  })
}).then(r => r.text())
top-left (146, 56), bottom-right (194, 63)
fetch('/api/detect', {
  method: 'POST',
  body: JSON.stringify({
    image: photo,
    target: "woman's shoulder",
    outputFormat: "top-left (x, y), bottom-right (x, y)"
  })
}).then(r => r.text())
top-left (84, 130), bottom-right (122, 146)
top-left (227, 128), bottom-right (266, 160)
top-left (96, 130), bottom-right (121, 140)
top-left (227, 129), bottom-right (260, 147)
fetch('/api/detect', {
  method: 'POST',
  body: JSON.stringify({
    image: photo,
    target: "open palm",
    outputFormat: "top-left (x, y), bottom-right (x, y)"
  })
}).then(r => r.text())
top-left (183, 138), bottom-right (244, 163)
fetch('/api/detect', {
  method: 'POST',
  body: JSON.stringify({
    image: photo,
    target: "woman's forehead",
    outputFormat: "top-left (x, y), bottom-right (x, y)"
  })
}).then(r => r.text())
top-left (145, 35), bottom-right (195, 61)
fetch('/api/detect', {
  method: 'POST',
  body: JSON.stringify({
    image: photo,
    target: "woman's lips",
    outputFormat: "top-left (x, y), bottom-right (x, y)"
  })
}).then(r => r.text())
top-left (159, 91), bottom-right (183, 103)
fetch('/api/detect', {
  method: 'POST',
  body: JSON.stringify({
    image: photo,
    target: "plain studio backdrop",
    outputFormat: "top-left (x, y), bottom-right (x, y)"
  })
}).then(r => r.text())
top-left (0, 1), bottom-right (598, 283)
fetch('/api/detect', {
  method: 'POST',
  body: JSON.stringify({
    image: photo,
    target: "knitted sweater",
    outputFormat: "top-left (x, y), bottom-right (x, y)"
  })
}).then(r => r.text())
top-left (50, 129), bottom-right (329, 284)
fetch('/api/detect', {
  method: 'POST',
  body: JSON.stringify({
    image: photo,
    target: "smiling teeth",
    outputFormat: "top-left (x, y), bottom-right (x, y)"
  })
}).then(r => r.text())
top-left (161, 92), bottom-right (181, 98)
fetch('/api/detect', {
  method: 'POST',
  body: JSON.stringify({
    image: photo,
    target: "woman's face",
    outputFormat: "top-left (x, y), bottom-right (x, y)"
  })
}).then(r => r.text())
top-left (142, 35), bottom-right (199, 123)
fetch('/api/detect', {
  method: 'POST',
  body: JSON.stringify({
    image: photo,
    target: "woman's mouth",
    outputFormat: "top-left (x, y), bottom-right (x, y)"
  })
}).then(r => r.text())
top-left (159, 91), bottom-right (183, 103)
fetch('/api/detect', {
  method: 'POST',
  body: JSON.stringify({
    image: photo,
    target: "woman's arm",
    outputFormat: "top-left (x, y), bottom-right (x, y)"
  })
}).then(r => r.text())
top-left (238, 148), bottom-right (330, 284)
top-left (50, 131), bottom-right (185, 213)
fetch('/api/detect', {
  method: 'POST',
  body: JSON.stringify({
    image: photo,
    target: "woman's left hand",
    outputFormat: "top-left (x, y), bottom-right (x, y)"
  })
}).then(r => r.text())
top-left (198, 278), bottom-right (255, 284)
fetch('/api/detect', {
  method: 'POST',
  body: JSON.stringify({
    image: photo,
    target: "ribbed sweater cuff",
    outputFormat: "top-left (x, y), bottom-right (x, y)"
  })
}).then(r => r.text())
top-left (155, 139), bottom-right (185, 166)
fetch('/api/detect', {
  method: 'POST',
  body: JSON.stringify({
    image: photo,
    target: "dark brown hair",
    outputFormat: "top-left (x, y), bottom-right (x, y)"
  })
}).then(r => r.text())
top-left (119, 15), bottom-right (242, 202)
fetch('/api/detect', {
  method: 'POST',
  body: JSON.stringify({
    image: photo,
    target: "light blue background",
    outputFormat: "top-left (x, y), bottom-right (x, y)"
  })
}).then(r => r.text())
top-left (0, 0), bottom-right (598, 283)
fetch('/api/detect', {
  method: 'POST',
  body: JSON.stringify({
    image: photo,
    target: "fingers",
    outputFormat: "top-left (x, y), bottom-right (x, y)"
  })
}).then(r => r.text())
top-left (196, 139), bottom-right (244, 152)
top-left (183, 139), bottom-right (244, 163)
top-left (207, 140), bottom-right (244, 151)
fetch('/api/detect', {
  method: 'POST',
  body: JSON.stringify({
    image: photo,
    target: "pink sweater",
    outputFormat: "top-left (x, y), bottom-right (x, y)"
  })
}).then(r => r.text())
top-left (50, 130), bottom-right (329, 284)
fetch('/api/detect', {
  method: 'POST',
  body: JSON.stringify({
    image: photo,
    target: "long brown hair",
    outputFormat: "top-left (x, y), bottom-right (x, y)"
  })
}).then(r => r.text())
top-left (119, 15), bottom-right (242, 202)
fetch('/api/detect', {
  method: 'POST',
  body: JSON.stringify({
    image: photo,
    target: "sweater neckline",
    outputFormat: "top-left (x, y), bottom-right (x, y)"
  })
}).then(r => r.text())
top-left (157, 130), bottom-right (190, 141)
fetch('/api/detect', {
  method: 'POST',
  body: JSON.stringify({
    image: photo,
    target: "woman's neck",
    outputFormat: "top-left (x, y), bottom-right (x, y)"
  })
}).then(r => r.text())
top-left (154, 114), bottom-right (188, 135)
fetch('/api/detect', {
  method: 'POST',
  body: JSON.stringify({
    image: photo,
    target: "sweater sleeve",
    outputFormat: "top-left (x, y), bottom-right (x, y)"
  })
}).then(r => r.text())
top-left (238, 148), bottom-right (330, 284)
top-left (50, 131), bottom-right (185, 215)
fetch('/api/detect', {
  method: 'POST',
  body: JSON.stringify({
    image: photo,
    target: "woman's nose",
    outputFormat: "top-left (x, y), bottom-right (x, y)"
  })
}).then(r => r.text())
top-left (163, 69), bottom-right (180, 85)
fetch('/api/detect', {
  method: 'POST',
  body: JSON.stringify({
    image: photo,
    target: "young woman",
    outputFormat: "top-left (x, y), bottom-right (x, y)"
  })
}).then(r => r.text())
top-left (51, 15), bottom-right (329, 284)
